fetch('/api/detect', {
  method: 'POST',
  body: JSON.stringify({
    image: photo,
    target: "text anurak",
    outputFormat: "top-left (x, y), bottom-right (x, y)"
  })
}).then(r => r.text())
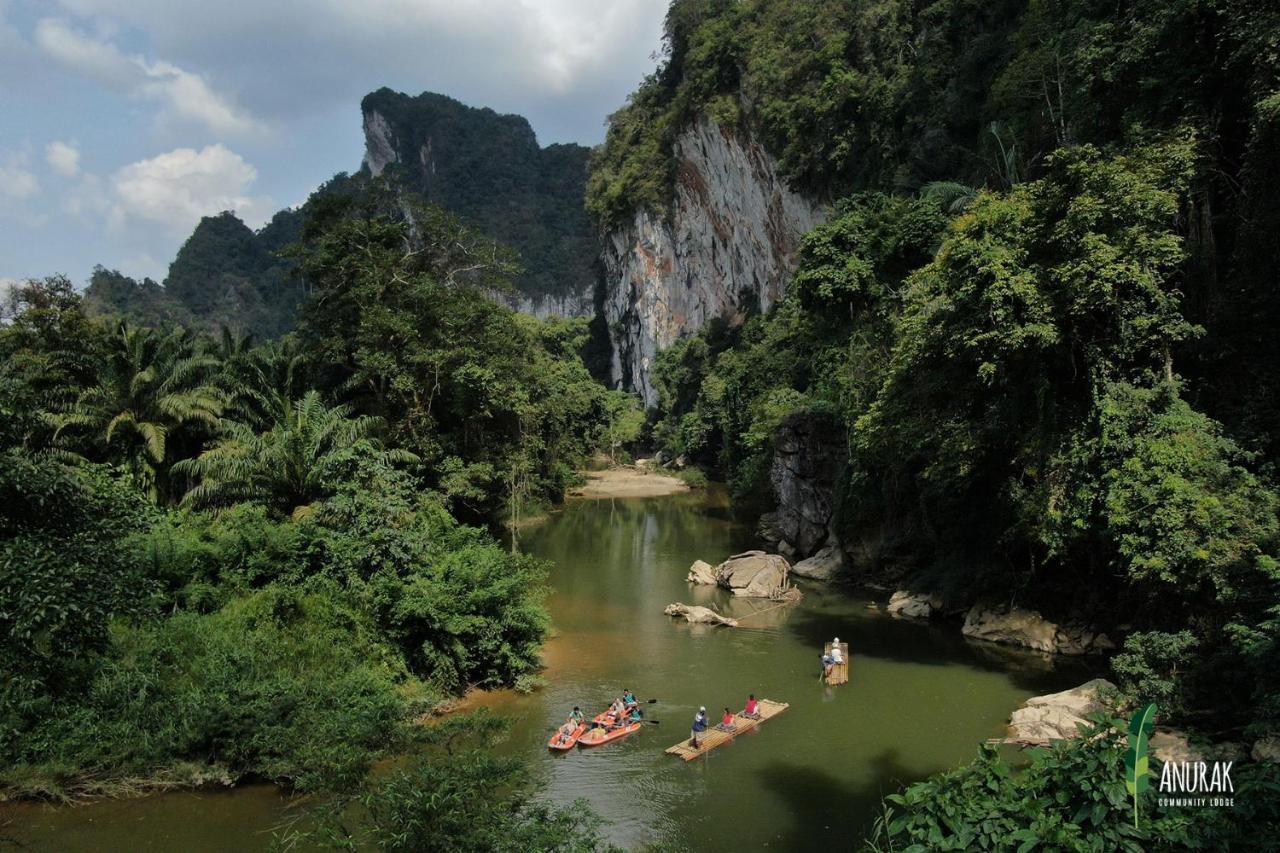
top-left (1159, 761), bottom-right (1234, 794)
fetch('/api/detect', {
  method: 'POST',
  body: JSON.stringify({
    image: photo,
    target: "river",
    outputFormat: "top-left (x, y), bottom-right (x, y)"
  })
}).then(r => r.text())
top-left (2, 485), bottom-right (1088, 851)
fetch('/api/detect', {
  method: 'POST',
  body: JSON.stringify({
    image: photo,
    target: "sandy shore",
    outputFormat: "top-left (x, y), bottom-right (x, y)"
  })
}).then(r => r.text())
top-left (569, 467), bottom-right (689, 499)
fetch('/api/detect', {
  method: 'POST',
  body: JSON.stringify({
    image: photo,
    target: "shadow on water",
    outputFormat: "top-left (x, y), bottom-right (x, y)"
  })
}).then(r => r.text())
top-left (756, 748), bottom-right (942, 850)
top-left (781, 594), bottom-right (1096, 695)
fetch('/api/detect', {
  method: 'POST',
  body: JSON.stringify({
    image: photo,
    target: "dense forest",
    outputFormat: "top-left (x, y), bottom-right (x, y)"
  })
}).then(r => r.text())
top-left (595, 0), bottom-right (1280, 847)
top-left (0, 176), bottom-right (636, 845)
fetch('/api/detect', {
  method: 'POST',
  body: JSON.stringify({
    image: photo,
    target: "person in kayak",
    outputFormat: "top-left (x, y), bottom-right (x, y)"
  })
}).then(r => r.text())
top-left (622, 689), bottom-right (638, 709)
top-left (743, 694), bottom-right (761, 719)
top-left (716, 707), bottom-right (737, 732)
top-left (568, 706), bottom-right (584, 725)
top-left (555, 720), bottom-right (577, 745)
top-left (690, 706), bottom-right (708, 748)
top-left (609, 697), bottom-right (626, 720)
top-left (628, 705), bottom-right (643, 724)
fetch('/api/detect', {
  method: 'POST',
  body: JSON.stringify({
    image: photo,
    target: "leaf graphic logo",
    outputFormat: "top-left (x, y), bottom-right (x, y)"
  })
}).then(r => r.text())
top-left (1123, 703), bottom-right (1157, 828)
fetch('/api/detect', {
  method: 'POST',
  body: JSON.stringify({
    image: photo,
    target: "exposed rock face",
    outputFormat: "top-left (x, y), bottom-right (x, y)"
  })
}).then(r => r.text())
top-left (664, 602), bottom-right (737, 627)
top-left (962, 604), bottom-right (1115, 655)
top-left (717, 551), bottom-right (795, 598)
top-left (687, 559), bottom-right (718, 585)
top-left (1005, 678), bottom-right (1116, 744)
top-left (791, 543), bottom-right (844, 581)
top-left (963, 605), bottom-right (1059, 653)
top-left (1150, 730), bottom-right (1248, 764)
top-left (601, 114), bottom-right (824, 405)
top-left (769, 413), bottom-right (845, 559)
top-left (1252, 735), bottom-right (1280, 763)
top-left (887, 591), bottom-right (942, 619)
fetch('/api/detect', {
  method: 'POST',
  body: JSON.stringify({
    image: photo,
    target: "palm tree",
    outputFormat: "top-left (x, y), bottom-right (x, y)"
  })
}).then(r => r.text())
top-left (920, 181), bottom-right (979, 214)
top-left (50, 322), bottom-right (223, 501)
top-left (174, 390), bottom-right (417, 517)
top-left (216, 334), bottom-right (307, 431)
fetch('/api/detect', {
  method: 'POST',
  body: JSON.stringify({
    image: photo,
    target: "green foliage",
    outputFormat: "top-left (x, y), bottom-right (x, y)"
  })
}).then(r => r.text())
top-left (174, 391), bottom-right (417, 516)
top-left (0, 455), bottom-right (153, 730)
top-left (868, 719), bottom-right (1280, 852)
top-left (4, 583), bottom-right (414, 798)
top-left (1112, 632), bottom-right (1200, 717)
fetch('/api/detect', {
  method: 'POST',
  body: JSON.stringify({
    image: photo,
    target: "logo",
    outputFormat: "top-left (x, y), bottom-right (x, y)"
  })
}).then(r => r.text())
top-left (1122, 703), bottom-right (1156, 829)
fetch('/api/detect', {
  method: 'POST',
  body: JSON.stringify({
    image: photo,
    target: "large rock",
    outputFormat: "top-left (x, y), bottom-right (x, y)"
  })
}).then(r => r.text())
top-left (716, 550), bottom-right (794, 598)
top-left (664, 603), bottom-right (737, 627)
top-left (601, 113), bottom-right (825, 406)
top-left (963, 605), bottom-right (1059, 653)
top-left (887, 591), bottom-right (942, 620)
top-left (791, 543), bottom-right (844, 581)
top-left (1005, 678), bottom-right (1116, 744)
top-left (769, 413), bottom-right (845, 558)
top-left (1053, 623), bottom-right (1117, 656)
top-left (686, 559), bottom-right (717, 585)
top-left (1252, 735), bottom-right (1280, 763)
top-left (1150, 730), bottom-right (1248, 764)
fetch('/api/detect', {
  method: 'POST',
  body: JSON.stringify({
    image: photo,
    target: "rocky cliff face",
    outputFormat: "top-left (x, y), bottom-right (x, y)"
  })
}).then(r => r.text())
top-left (601, 114), bottom-right (824, 405)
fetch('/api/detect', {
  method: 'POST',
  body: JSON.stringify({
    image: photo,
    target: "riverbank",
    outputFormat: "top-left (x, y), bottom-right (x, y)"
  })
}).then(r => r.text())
top-left (569, 466), bottom-right (690, 499)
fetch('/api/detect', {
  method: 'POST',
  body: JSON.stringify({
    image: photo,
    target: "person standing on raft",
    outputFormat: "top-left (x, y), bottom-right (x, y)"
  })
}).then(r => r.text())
top-left (690, 706), bottom-right (708, 748)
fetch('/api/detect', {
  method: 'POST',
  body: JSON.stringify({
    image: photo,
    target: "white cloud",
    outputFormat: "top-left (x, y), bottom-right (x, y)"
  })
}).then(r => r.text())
top-left (46, 140), bottom-right (81, 177)
top-left (109, 144), bottom-right (272, 234)
top-left (34, 17), bottom-right (266, 136)
top-left (45, 0), bottom-right (668, 143)
top-left (0, 162), bottom-right (39, 200)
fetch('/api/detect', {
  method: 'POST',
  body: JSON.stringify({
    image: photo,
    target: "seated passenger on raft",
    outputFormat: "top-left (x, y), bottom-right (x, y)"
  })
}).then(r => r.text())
top-left (716, 707), bottom-right (737, 732)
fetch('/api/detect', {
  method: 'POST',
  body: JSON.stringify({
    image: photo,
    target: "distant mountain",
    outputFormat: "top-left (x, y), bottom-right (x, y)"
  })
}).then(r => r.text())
top-left (360, 88), bottom-right (596, 315)
top-left (89, 89), bottom-right (598, 335)
top-left (85, 209), bottom-right (303, 339)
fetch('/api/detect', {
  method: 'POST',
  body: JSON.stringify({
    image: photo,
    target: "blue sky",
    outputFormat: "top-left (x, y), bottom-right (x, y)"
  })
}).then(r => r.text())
top-left (0, 0), bottom-right (667, 290)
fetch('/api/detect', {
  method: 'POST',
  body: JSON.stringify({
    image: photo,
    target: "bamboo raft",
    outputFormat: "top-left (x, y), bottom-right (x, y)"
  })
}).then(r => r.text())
top-left (664, 699), bottom-right (789, 760)
top-left (824, 642), bottom-right (849, 685)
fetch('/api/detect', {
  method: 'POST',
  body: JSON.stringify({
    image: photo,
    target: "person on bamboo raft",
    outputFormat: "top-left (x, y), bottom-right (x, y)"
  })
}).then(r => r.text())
top-left (743, 694), bottom-right (761, 719)
top-left (690, 706), bottom-right (708, 748)
top-left (716, 707), bottom-right (737, 732)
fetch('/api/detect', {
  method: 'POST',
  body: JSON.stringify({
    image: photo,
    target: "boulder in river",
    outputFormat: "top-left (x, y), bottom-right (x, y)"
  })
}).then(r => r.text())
top-left (717, 550), bottom-right (794, 598)
top-left (664, 602), bottom-right (738, 627)
top-left (962, 604), bottom-right (1059, 653)
top-left (687, 559), bottom-right (717, 585)
top-left (790, 542), bottom-right (844, 581)
top-left (887, 590), bottom-right (942, 620)
top-left (1005, 678), bottom-right (1116, 744)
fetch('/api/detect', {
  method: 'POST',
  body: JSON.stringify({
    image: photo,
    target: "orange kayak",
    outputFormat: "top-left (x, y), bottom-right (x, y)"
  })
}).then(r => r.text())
top-left (578, 720), bottom-right (642, 746)
top-left (548, 722), bottom-right (587, 751)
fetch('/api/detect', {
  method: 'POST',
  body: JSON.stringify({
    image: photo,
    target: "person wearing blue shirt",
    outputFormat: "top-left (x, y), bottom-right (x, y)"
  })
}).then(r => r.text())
top-left (690, 706), bottom-right (708, 749)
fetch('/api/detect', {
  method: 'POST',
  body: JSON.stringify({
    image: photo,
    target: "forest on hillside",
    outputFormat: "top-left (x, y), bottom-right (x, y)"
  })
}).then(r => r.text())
top-left (592, 0), bottom-right (1280, 847)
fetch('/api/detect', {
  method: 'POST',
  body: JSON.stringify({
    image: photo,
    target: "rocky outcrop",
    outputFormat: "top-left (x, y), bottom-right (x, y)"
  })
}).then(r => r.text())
top-left (687, 559), bottom-right (718, 585)
top-left (1005, 679), bottom-right (1116, 744)
top-left (1149, 730), bottom-right (1247, 764)
top-left (962, 605), bottom-right (1114, 655)
top-left (688, 550), bottom-right (800, 598)
top-left (717, 551), bottom-right (795, 598)
top-left (1252, 735), bottom-right (1280, 763)
top-left (887, 591), bottom-right (942, 620)
top-left (791, 543), bottom-right (844, 581)
top-left (602, 114), bottom-right (824, 405)
top-left (768, 413), bottom-right (845, 558)
top-left (664, 602), bottom-right (737, 627)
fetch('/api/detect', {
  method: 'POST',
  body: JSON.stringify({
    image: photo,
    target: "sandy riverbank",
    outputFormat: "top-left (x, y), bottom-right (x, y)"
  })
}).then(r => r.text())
top-left (569, 466), bottom-right (690, 499)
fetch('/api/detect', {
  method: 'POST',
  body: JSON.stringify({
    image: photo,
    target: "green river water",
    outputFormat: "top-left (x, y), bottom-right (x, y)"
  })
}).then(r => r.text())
top-left (2, 486), bottom-right (1089, 851)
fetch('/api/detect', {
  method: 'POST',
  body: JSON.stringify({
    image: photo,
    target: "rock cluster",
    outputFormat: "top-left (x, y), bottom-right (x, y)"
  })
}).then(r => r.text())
top-left (886, 590), bottom-right (943, 619)
top-left (1005, 678), bottom-right (1116, 744)
top-left (686, 550), bottom-right (800, 599)
top-left (962, 604), bottom-right (1114, 655)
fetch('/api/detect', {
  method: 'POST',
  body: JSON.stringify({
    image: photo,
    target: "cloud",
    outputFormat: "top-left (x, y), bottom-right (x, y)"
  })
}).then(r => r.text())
top-left (0, 162), bottom-right (39, 200)
top-left (109, 144), bottom-right (272, 234)
top-left (44, 0), bottom-right (668, 143)
top-left (34, 17), bottom-right (266, 136)
top-left (46, 140), bottom-right (81, 177)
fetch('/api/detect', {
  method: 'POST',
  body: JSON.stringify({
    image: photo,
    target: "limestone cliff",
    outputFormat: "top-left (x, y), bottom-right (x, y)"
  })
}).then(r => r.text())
top-left (600, 114), bottom-right (824, 405)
